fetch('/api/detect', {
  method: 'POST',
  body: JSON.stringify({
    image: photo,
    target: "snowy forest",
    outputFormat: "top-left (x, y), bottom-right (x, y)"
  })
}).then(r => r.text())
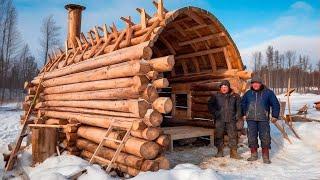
top-left (252, 46), bottom-right (320, 94)
top-left (0, 0), bottom-right (60, 103)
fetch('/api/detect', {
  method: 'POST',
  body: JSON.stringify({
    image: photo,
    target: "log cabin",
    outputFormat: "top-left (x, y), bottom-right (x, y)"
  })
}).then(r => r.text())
top-left (23, 0), bottom-right (251, 176)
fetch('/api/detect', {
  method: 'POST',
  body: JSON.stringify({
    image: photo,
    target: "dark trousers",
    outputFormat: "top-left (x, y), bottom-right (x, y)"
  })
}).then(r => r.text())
top-left (214, 120), bottom-right (237, 148)
top-left (247, 120), bottom-right (271, 149)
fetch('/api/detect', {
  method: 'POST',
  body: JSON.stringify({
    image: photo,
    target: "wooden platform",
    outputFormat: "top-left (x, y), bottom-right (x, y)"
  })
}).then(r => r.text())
top-left (162, 126), bottom-right (214, 151)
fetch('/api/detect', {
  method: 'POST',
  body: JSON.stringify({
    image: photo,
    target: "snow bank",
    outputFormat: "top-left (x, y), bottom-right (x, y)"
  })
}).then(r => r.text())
top-left (28, 155), bottom-right (112, 180)
top-left (132, 164), bottom-right (222, 180)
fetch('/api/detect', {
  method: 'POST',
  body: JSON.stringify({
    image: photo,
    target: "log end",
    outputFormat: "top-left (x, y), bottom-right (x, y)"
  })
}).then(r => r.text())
top-left (140, 141), bottom-right (160, 160)
top-left (142, 46), bottom-right (153, 60)
top-left (144, 109), bottom-right (163, 127)
top-left (152, 97), bottom-right (173, 114)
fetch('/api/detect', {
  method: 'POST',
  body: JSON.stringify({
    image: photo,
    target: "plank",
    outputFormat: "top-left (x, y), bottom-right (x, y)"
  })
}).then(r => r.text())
top-left (178, 32), bottom-right (225, 46)
top-left (176, 47), bottom-right (225, 59)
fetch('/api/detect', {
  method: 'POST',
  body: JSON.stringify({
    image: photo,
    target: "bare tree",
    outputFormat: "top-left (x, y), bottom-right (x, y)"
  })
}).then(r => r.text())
top-left (252, 51), bottom-right (262, 71)
top-left (0, 0), bottom-right (20, 103)
top-left (265, 46), bottom-right (274, 88)
top-left (39, 15), bottom-right (61, 66)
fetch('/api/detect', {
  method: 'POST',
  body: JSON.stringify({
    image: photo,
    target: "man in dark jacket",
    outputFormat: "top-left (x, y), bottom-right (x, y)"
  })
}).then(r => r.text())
top-left (208, 80), bottom-right (242, 159)
top-left (241, 77), bottom-right (280, 164)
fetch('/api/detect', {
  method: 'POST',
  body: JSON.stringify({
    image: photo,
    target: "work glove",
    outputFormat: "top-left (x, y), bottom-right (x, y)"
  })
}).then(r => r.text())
top-left (271, 117), bottom-right (278, 123)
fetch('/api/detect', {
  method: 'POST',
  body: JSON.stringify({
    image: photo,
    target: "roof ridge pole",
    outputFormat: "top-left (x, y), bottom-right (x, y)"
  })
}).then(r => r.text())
top-left (65, 4), bottom-right (86, 50)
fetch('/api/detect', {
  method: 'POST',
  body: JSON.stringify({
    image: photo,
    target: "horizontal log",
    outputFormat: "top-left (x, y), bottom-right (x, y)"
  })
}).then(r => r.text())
top-left (80, 150), bottom-right (140, 176)
top-left (36, 99), bottom-right (150, 117)
top-left (191, 91), bottom-right (216, 96)
top-left (148, 55), bottom-right (175, 72)
top-left (152, 97), bottom-right (173, 114)
top-left (43, 111), bottom-right (143, 130)
top-left (131, 127), bottom-right (161, 141)
top-left (43, 76), bottom-right (149, 94)
top-left (191, 96), bottom-right (211, 104)
top-left (42, 106), bottom-right (142, 118)
top-left (192, 111), bottom-right (213, 119)
top-left (155, 156), bottom-right (170, 170)
top-left (155, 135), bottom-right (170, 147)
top-left (76, 138), bottom-right (143, 169)
top-left (146, 71), bottom-right (158, 80)
top-left (142, 85), bottom-right (159, 102)
top-left (143, 109), bottom-right (163, 127)
top-left (169, 70), bottom-right (251, 83)
top-left (45, 118), bottom-right (68, 125)
top-left (191, 103), bottom-right (209, 112)
top-left (191, 81), bottom-right (220, 91)
top-left (40, 60), bottom-right (151, 87)
top-left (77, 126), bottom-right (160, 159)
top-left (33, 42), bottom-right (153, 82)
top-left (152, 78), bottom-right (169, 89)
top-left (42, 87), bottom-right (142, 101)
top-left (140, 159), bottom-right (159, 172)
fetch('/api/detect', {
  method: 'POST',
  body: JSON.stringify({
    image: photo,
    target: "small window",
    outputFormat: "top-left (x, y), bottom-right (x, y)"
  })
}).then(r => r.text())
top-left (175, 93), bottom-right (188, 109)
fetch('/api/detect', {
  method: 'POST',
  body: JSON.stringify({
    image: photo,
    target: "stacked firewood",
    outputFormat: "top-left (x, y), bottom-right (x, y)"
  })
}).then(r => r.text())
top-left (23, 43), bottom-right (174, 176)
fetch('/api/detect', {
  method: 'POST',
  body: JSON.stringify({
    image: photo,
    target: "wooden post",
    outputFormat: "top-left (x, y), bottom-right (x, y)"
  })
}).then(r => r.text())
top-left (187, 92), bottom-right (192, 119)
top-left (65, 4), bottom-right (86, 49)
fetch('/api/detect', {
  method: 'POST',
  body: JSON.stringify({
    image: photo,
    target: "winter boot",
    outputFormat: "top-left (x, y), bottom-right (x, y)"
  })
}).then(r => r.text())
top-left (215, 147), bottom-right (223, 157)
top-left (230, 148), bottom-right (243, 159)
top-left (247, 147), bottom-right (258, 161)
top-left (262, 148), bottom-right (271, 164)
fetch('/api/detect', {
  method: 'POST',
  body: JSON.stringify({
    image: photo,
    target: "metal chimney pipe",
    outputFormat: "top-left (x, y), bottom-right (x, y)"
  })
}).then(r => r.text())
top-left (65, 4), bottom-right (85, 48)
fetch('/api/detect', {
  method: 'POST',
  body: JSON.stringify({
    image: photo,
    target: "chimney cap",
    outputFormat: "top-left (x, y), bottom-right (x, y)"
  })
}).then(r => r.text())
top-left (65, 4), bottom-right (86, 10)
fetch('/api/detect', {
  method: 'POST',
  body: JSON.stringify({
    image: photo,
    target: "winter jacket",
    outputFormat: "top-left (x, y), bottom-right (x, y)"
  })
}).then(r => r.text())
top-left (208, 91), bottom-right (241, 122)
top-left (241, 85), bottom-right (280, 121)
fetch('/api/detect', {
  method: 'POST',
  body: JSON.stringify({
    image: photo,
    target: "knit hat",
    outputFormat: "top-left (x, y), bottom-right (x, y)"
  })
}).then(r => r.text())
top-left (251, 76), bottom-right (263, 84)
top-left (220, 80), bottom-right (231, 88)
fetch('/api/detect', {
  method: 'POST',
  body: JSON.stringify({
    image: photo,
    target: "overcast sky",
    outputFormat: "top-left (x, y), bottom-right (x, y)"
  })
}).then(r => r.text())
top-left (14, 0), bottom-right (320, 69)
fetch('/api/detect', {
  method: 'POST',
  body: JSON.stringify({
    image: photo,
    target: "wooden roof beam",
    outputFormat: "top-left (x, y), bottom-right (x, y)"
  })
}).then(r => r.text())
top-left (121, 16), bottom-right (134, 47)
top-left (223, 47), bottom-right (232, 70)
top-left (102, 24), bottom-right (110, 41)
top-left (80, 32), bottom-right (89, 47)
top-left (92, 26), bottom-right (101, 42)
top-left (185, 24), bottom-right (208, 31)
top-left (186, 11), bottom-right (205, 25)
top-left (176, 47), bottom-right (225, 59)
top-left (172, 23), bottom-right (187, 37)
top-left (136, 8), bottom-right (151, 29)
top-left (178, 32), bottom-right (225, 46)
top-left (87, 31), bottom-right (95, 45)
top-left (110, 23), bottom-right (119, 39)
top-left (120, 16), bottom-right (135, 27)
top-left (159, 36), bottom-right (176, 55)
top-left (152, 0), bottom-right (167, 20)
top-left (75, 37), bottom-right (83, 50)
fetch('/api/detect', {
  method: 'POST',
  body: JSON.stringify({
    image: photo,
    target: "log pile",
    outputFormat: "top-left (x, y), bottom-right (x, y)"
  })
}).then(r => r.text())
top-left (23, 44), bottom-right (173, 176)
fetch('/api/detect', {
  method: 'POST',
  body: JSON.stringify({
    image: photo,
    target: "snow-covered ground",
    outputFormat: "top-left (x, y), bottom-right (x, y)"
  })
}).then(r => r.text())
top-left (0, 93), bottom-right (320, 180)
